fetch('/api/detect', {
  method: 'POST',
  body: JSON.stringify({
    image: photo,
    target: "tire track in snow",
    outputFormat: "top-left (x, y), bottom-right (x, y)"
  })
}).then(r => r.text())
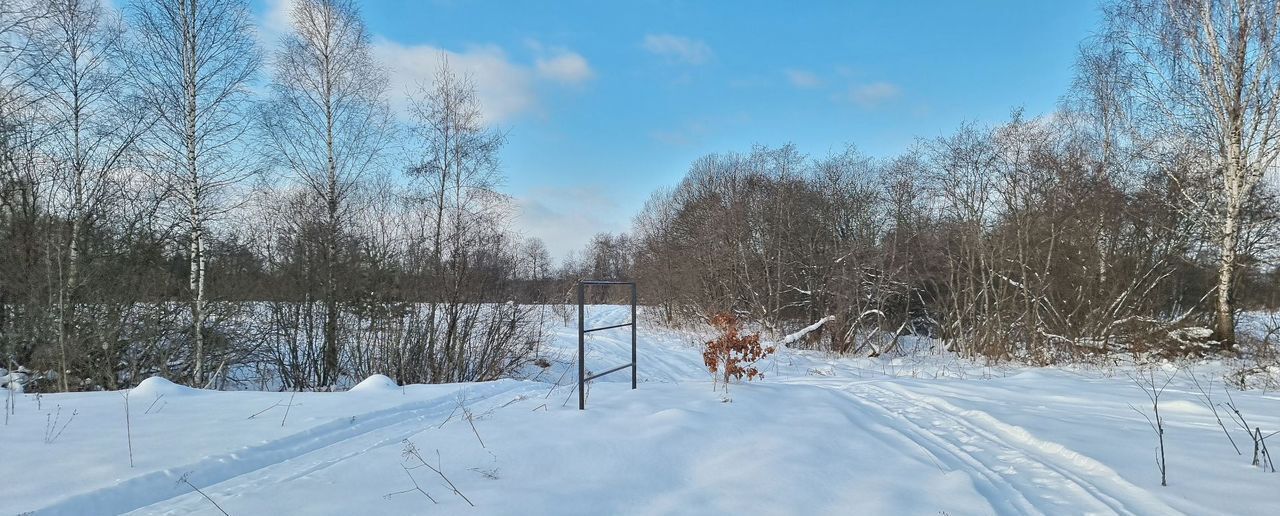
top-left (35, 381), bottom-right (531, 516)
top-left (845, 382), bottom-right (1180, 516)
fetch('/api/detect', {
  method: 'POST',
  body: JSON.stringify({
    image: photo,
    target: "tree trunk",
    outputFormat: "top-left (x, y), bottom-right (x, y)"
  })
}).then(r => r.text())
top-left (1214, 194), bottom-right (1240, 350)
top-left (182, 0), bottom-right (205, 385)
top-left (322, 33), bottom-right (340, 388)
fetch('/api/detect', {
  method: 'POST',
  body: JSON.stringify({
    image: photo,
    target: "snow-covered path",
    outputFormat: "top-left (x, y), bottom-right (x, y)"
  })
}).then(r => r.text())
top-left (841, 382), bottom-right (1174, 515)
top-left (4, 306), bottom-right (1279, 515)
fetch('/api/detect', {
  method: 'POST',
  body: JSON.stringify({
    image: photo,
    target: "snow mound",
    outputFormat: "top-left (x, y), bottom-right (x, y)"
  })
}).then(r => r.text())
top-left (1009, 370), bottom-right (1051, 380)
top-left (349, 374), bottom-right (398, 392)
top-left (131, 376), bottom-right (197, 398)
top-left (1161, 399), bottom-right (1209, 414)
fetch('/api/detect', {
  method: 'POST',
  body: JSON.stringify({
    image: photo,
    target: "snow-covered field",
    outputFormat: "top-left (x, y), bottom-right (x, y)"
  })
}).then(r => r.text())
top-left (4, 306), bottom-right (1279, 515)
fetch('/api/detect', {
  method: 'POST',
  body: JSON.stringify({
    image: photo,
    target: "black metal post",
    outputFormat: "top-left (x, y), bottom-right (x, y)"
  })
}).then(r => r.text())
top-left (578, 282), bottom-right (585, 410)
top-left (631, 283), bottom-right (637, 390)
top-left (576, 280), bottom-right (638, 409)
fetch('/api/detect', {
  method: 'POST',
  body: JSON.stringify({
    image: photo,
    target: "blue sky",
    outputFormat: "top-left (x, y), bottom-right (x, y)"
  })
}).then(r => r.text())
top-left (256, 0), bottom-right (1102, 259)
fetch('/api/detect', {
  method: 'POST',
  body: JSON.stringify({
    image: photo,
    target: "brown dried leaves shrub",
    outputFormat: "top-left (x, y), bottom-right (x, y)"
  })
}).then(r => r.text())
top-left (703, 313), bottom-right (775, 387)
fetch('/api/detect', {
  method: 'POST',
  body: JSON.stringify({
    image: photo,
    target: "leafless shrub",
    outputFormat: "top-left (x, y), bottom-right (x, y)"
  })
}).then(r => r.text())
top-left (1226, 314), bottom-right (1280, 391)
top-left (42, 404), bottom-right (75, 444)
top-left (442, 392), bottom-right (488, 448)
top-left (1127, 366), bottom-right (1177, 486)
top-left (1222, 388), bottom-right (1277, 473)
top-left (1187, 371), bottom-right (1241, 456)
top-left (399, 440), bottom-right (474, 507)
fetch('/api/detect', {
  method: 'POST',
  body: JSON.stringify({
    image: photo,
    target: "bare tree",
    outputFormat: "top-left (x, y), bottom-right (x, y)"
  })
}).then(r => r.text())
top-left (0, 0), bottom-right (47, 377)
top-left (0, 0), bottom-right (47, 113)
top-left (26, 0), bottom-right (149, 390)
top-left (409, 58), bottom-right (506, 289)
top-left (1104, 0), bottom-right (1280, 348)
top-left (405, 59), bottom-right (533, 383)
top-left (519, 238), bottom-right (552, 282)
top-left (260, 0), bottom-right (392, 387)
top-left (129, 0), bottom-right (260, 385)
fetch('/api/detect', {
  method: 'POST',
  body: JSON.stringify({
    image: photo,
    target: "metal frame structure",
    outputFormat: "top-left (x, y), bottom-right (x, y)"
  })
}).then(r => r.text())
top-left (577, 280), bottom-right (637, 410)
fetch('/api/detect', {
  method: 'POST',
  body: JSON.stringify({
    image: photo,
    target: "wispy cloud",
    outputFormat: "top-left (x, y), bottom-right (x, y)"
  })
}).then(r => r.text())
top-left (785, 69), bottom-right (822, 88)
top-left (843, 81), bottom-right (902, 108)
top-left (651, 120), bottom-right (709, 147)
top-left (651, 113), bottom-right (750, 147)
top-left (528, 42), bottom-right (595, 85)
top-left (641, 34), bottom-right (713, 65)
top-left (513, 187), bottom-right (627, 259)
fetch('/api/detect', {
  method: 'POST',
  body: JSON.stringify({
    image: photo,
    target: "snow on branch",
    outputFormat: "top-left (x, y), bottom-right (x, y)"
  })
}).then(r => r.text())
top-left (781, 316), bottom-right (835, 345)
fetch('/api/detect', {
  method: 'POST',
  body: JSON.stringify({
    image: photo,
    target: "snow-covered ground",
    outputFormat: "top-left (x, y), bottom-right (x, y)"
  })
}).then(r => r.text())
top-left (3, 306), bottom-right (1279, 515)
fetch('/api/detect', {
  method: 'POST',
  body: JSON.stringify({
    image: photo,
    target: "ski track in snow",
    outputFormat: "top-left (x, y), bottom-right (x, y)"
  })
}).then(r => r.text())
top-left (109, 376), bottom-right (1184, 516)
top-left (840, 382), bottom-right (1179, 516)
top-left (37, 381), bottom-right (534, 516)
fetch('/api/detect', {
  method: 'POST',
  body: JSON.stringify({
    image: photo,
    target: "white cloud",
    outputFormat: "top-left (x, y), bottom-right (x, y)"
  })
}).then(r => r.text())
top-left (259, 2), bottom-right (590, 124)
top-left (785, 69), bottom-right (822, 88)
top-left (374, 39), bottom-right (538, 124)
top-left (641, 34), bottom-right (712, 65)
top-left (260, 0), bottom-right (296, 44)
top-left (373, 40), bottom-right (595, 123)
top-left (845, 81), bottom-right (901, 108)
top-left (512, 187), bottom-right (627, 260)
top-left (535, 50), bottom-right (594, 85)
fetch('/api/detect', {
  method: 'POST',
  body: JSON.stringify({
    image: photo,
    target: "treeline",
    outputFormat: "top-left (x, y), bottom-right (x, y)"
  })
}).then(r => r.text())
top-left (5, 0), bottom-right (1280, 391)
top-left (582, 1), bottom-right (1280, 361)
top-left (0, 0), bottom-right (556, 391)
top-left (611, 123), bottom-right (1279, 361)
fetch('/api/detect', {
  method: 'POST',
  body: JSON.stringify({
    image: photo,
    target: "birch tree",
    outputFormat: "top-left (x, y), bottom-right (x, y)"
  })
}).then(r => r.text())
top-left (129, 0), bottom-right (259, 385)
top-left (26, 0), bottom-right (150, 390)
top-left (407, 60), bottom-right (518, 382)
top-left (1104, 0), bottom-right (1280, 348)
top-left (260, 0), bottom-right (392, 387)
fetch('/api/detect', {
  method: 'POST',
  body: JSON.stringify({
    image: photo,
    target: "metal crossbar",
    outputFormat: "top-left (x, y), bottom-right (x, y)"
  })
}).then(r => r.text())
top-left (583, 363), bottom-right (633, 382)
top-left (583, 322), bottom-right (634, 333)
top-left (577, 280), bottom-right (637, 410)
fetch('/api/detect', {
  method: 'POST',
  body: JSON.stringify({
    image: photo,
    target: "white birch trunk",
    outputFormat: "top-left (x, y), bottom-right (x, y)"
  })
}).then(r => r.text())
top-left (181, 0), bottom-right (205, 384)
